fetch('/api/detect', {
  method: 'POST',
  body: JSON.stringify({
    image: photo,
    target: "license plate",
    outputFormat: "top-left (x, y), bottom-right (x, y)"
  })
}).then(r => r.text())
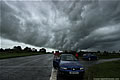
top-left (69, 72), bottom-right (79, 74)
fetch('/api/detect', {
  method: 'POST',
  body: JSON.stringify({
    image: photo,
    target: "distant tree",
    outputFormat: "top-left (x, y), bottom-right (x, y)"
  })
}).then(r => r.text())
top-left (97, 51), bottom-right (100, 53)
top-left (39, 48), bottom-right (46, 53)
top-left (5, 48), bottom-right (11, 53)
top-left (24, 47), bottom-right (32, 52)
top-left (0, 48), bottom-right (4, 52)
top-left (103, 51), bottom-right (108, 56)
top-left (52, 51), bottom-right (54, 54)
top-left (112, 51), bottom-right (116, 54)
top-left (119, 50), bottom-right (120, 55)
top-left (31, 48), bottom-right (37, 52)
top-left (96, 51), bottom-right (101, 55)
top-left (13, 46), bottom-right (22, 52)
top-left (104, 51), bottom-right (107, 53)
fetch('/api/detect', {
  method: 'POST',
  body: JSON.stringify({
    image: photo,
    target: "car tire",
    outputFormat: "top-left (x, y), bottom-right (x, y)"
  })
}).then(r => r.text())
top-left (57, 70), bottom-right (62, 77)
top-left (53, 65), bottom-right (56, 69)
top-left (53, 64), bottom-right (57, 69)
top-left (53, 63), bottom-right (57, 69)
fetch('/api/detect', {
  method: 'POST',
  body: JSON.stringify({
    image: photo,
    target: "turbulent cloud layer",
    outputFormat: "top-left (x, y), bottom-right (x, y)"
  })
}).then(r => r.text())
top-left (0, 0), bottom-right (120, 51)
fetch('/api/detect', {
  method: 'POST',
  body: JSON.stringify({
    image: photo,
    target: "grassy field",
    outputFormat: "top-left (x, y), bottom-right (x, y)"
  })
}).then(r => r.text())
top-left (0, 52), bottom-right (44, 59)
top-left (84, 60), bottom-right (120, 80)
top-left (98, 55), bottom-right (120, 59)
top-left (79, 55), bottom-right (120, 60)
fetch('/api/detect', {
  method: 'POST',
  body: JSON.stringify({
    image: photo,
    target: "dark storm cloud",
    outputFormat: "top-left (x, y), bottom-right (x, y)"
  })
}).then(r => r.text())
top-left (0, 0), bottom-right (120, 51)
top-left (0, 2), bottom-right (1, 33)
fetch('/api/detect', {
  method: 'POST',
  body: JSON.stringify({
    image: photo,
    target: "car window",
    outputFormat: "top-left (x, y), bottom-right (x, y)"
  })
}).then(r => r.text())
top-left (61, 55), bottom-right (77, 61)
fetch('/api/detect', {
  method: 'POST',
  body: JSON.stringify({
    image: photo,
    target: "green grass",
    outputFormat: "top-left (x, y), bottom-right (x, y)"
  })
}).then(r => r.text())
top-left (0, 52), bottom-right (44, 59)
top-left (79, 55), bottom-right (120, 60)
top-left (98, 55), bottom-right (120, 59)
top-left (84, 60), bottom-right (120, 80)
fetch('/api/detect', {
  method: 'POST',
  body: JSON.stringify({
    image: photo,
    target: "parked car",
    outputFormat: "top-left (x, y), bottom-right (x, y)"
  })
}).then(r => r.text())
top-left (82, 53), bottom-right (98, 61)
top-left (53, 54), bottom-right (85, 78)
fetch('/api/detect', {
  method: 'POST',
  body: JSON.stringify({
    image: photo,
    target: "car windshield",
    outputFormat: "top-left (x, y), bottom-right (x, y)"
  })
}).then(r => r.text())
top-left (61, 54), bottom-right (78, 61)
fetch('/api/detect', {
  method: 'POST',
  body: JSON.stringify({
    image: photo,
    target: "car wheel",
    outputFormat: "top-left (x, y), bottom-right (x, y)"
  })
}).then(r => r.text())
top-left (53, 63), bottom-right (57, 69)
top-left (57, 70), bottom-right (62, 77)
top-left (53, 65), bottom-right (56, 69)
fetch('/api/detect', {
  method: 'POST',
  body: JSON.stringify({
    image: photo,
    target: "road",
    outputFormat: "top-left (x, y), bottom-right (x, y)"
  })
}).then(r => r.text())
top-left (0, 54), bottom-right (53, 80)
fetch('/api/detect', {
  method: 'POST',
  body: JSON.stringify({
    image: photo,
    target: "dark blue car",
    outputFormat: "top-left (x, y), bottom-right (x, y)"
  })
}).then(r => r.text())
top-left (53, 54), bottom-right (85, 78)
top-left (82, 53), bottom-right (98, 61)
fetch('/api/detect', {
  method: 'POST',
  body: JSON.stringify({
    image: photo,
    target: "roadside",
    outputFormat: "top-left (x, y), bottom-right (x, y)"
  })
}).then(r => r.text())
top-left (84, 60), bottom-right (120, 80)
top-left (98, 55), bottom-right (120, 59)
top-left (79, 55), bottom-right (120, 60)
top-left (50, 58), bottom-right (120, 80)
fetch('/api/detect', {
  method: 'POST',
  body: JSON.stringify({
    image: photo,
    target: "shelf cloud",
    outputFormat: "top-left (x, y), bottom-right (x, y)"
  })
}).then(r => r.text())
top-left (1, 0), bottom-right (120, 51)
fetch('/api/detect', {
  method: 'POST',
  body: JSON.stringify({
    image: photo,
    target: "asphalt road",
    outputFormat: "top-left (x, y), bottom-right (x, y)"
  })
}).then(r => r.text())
top-left (0, 54), bottom-right (53, 80)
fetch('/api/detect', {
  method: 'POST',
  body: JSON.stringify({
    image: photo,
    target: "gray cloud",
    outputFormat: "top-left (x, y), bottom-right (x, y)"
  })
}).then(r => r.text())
top-left (0, 0), bottom-right (120, 51)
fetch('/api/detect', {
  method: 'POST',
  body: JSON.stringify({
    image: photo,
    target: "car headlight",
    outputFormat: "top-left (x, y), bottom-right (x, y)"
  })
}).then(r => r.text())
top-left (61, 67), bottom-right (67, 70)
top-left (80, 67), bottom-right (84, 70)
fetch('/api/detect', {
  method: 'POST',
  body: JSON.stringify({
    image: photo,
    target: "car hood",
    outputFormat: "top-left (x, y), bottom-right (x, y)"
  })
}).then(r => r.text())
top-left (60, 61), bottom-right (83, 67)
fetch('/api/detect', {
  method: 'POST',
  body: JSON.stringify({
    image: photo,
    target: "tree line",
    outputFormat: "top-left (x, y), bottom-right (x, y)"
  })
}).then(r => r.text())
top-left (0, 46), bottom-right (46, 53)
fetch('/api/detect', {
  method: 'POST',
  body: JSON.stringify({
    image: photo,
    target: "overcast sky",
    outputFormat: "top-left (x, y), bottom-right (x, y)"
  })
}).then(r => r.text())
top-left (0, 0), bottom-right (120, 52)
